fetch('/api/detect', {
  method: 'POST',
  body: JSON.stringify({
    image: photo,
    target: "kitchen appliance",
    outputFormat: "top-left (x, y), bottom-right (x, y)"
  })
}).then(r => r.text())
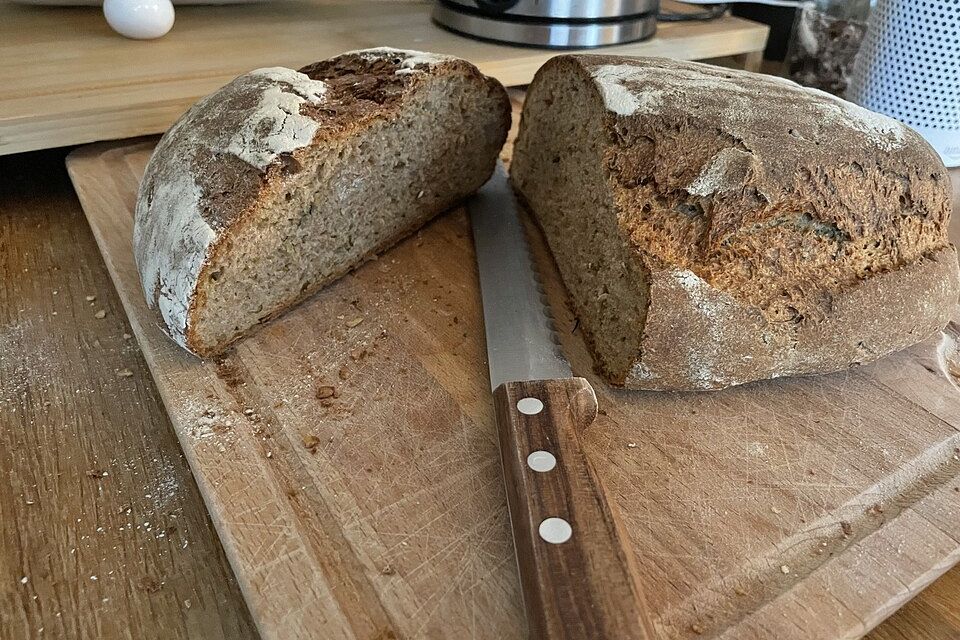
top-left (848, 0), bottom-right (960, 167)
top-left (468, 163), bottom-right (655, 639)
top-left (432, 0), bottom-right (659, 48)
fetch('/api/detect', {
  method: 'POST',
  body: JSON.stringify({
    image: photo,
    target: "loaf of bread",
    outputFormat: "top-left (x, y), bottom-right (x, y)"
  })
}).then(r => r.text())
top-left (135, 48), bottom-right (510, 356)
top-left (511, 55), bottom-right (959, 391)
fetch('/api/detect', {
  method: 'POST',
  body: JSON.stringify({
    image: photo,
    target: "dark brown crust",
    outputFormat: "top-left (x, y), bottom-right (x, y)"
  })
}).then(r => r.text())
top-left (564, 55), bottom-right (953, 324)
top-left (183, 52), bottom-right (510, 355)
top-left (299, 54), bottom-right (417, 108)
top-left (515, 54), bottom-right (959, 390)
top-left (631, 247), bottom-right (959, 390)
top-left (138, 72), bottom-right (309, 236)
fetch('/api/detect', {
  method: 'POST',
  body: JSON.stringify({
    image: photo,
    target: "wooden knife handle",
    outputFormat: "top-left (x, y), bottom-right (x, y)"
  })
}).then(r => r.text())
top-left (494, 378), bottom-right (656, 640)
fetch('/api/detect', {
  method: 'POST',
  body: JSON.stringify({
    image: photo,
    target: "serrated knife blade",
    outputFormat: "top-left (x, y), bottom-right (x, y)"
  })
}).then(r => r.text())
top-left (469, 162), bottom-right (572, 391)
top-left (468, 161), bottom-right (655, 640)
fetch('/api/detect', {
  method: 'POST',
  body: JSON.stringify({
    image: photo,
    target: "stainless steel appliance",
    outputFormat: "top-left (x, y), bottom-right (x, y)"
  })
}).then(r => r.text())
top-left (432, 0), bottom-right (660, 48)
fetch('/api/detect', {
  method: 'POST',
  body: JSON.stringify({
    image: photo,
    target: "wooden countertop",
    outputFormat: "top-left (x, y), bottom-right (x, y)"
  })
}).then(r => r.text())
top-left (0, 148), bottom-right (257, 638)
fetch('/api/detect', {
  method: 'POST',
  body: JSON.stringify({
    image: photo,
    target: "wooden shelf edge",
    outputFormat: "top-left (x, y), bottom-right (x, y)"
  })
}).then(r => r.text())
top-left (0, 1), bottom-right (768, 156)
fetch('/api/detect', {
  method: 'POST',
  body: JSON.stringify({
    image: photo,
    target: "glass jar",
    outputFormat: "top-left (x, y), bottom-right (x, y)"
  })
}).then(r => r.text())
top-left (786, 0), bottom-right (874, 96)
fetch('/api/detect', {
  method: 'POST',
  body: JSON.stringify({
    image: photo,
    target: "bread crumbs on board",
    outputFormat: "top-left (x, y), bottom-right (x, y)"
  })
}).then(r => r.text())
top-left (302, 435), bottom-right (321, 454)
top-left (316, 385), bottom-right (338, 400)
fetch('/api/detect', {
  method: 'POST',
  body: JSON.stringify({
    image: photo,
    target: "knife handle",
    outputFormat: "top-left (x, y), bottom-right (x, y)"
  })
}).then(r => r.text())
top-left (494, 378), bottom-right (656, 640)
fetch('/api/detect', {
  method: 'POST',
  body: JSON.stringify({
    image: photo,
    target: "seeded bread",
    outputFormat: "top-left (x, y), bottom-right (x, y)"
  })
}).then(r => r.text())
top-left (511, 55), bottom-right (959, 390)
top-left (135, 48), bottom-right (510, 356)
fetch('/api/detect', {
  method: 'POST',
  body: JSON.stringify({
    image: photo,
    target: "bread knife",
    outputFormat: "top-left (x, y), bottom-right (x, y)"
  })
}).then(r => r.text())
top-left (468, 162), bottom-right (656, 640)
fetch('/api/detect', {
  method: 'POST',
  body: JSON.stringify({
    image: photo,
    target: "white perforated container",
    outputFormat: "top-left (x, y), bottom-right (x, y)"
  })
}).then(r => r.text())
top-left (848, 0), bottom-right (960, 167)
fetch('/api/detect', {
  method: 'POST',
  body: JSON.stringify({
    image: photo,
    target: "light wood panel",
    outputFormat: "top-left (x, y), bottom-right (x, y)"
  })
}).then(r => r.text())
top-left (65, 117), bottom-right (960, 638)
top-left (0, 0), bottom-right (768, 156)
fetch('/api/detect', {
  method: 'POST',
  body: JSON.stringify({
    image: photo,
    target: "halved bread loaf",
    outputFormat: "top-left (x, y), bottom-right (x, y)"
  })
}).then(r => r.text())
top-left (135, 48), bottom-right (510, 356)
top-left (511, 55), bottom-right (959, 390)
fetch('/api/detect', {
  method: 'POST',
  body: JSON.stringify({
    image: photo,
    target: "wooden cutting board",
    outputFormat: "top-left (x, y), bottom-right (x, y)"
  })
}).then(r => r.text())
top-left (66, 125), bottom-right (960, 639)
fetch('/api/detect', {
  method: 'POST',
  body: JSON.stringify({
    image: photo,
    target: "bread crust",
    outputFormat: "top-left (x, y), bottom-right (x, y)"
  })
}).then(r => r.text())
top-left (513, 55), bottom-right (960, 390)
top-left (631, 247), bottom-right (958, 389)
top-left (134, 48), bottom-right (510, 355)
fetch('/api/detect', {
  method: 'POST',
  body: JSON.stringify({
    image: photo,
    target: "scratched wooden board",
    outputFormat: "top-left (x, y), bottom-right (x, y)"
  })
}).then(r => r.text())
top-left (66, 127), bottom-right (960, 639)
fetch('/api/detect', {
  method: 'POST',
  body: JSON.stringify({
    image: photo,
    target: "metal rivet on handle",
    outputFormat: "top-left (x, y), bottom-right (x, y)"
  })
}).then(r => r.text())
top-left (538, 517), bottom-right (572, 544)
top-left (517, 397), bottom-right (544, 415)
top-left (526, 451), bottom-right (557, 472)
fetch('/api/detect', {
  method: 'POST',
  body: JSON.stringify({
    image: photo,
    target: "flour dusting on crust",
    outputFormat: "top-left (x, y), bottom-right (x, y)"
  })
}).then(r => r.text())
top-left (807, 86), bottom-right (907, 151)
top-left (225, 68), bottom-right (328, 169)
top-left (590, 65), bottom-right (663, 116)
top-left (589, 58), bottom-right (906, 152)
top-left (135, 67), bottom-right (328, 351)
top-left (687, 148), bottom-right (758, 197)
top-left (135, 110), bottom-right (215, 347)
top-left (672, 268), bottom-right (726, 388)
top-left (627, 361), bottom-right (658, 382)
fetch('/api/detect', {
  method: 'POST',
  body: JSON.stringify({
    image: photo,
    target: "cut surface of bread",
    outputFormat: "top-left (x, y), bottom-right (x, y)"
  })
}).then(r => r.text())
top-left (511, 55), bottom-right (959, 390)
top-left (135, 48), bottom-right (510, 356)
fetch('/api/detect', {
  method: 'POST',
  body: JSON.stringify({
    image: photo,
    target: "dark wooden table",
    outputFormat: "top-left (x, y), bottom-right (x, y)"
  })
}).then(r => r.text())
top-left (1, 147), bottom-right (959, 640)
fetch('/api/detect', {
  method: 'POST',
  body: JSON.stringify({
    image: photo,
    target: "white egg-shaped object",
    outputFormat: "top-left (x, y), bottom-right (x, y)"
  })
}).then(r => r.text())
top-left (103, 0), bottom-right (175, 40)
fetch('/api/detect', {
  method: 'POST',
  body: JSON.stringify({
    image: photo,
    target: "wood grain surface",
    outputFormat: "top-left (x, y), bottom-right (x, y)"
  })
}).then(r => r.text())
top-left (63, 94), bottom-right (960, 639)
top-left (1, 151), bottom-right (959, 640)
top-left (0, 0), bottom-right (769, 156)
top-left (0, 150), bottom-right (258, 639)
top-left (494, 378), bottom-right (655, 640)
